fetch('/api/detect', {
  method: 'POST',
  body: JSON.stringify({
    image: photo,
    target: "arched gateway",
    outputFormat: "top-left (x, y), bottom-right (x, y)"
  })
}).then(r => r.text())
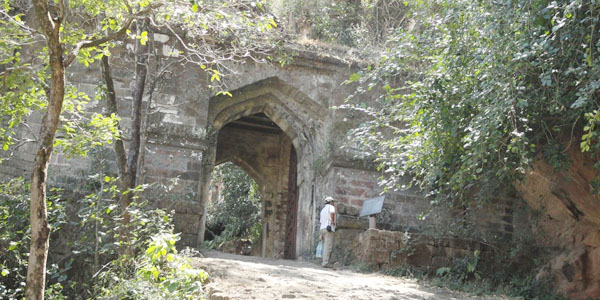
top-left (4, 43), bottom-right (516, 268)
top-left (199, 77), bottom-right (323, 258)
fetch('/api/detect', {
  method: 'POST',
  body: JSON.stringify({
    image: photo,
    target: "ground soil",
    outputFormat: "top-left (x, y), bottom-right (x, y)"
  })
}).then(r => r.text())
top-left (192, 250), bottom-right (510, 300)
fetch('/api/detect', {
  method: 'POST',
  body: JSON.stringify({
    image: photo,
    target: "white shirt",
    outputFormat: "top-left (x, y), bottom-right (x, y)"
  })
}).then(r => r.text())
top-left (319, 203), bottom-right (336, 230)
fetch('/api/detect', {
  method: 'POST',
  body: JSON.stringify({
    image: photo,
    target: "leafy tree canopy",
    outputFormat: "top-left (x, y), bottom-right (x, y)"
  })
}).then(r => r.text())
top-left (344, 0), bottom-right (600, 204)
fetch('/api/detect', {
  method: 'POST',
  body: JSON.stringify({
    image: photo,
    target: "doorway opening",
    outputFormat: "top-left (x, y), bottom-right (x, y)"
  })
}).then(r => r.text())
top-left (204, 162), bottom-right (263, 256)
top-left (210, 113), bottom-right (299, 258)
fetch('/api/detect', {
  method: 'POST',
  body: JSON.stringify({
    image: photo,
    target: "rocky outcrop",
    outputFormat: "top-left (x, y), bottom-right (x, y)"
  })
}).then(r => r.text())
top-left (515, 148), bottom-right (600, 299)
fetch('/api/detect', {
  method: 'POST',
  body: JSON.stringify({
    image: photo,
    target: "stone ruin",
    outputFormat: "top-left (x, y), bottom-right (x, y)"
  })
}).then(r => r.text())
top-left (1, 34), bottom-right (514, 263)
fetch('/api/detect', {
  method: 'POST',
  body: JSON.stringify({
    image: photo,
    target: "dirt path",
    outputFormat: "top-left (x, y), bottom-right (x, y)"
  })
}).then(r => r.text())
top-left (192, 250), bottom-right (509, 300)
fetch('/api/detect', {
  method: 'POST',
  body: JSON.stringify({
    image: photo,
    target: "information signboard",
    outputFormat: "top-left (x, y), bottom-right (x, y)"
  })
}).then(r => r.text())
top-left (359, 195), bottom-right (385, 217)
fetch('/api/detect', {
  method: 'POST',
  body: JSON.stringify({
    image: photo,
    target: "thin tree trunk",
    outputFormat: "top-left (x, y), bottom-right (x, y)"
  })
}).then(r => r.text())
top-left (27, 1), bottom-right (65, 299)
top-left (127, 19), bottom-right (148, 189)
top-left (136, 64), bottom-right (158, 186)
top-left (94, 180), bottom-right (104, 273)
top-left (120, 18), bottom-right (149, 249)
top-left (101, 21), bottom-right (148, 252)
top-left (101, 56), bottom-right (128, 178)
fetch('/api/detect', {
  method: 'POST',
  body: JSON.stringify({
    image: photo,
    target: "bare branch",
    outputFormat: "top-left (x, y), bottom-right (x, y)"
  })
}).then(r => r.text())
top-left (64, 3), bottom-right (162, 67)
top-left (58, 0), bottom-right (65, 23)
top-left (122, 0), bottom-right (132, 14)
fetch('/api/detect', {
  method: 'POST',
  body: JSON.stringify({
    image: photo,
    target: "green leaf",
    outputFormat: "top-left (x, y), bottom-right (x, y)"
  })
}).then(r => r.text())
top-left (210, 70), bottom-right (221, 82)
top-left (138, 31), bottom-right (149, 45)
top-left (1, 269), bottom-right (9, 276)
top-left (8, 241), bottom-right (18, 250)
top-left (436, 267), bottom-right (450, 276)
top-left (104, 176), bottom-right (111, 183)
top-left (192, 2), bottom-right (198, 13)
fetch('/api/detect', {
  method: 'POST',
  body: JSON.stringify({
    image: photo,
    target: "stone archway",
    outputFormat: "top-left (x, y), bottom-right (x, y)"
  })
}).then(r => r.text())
top-left (198, 77), bottom-right (323, 258)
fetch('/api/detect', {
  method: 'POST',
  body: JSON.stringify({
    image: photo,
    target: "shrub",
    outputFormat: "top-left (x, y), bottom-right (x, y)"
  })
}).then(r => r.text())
top-left (0, 177), bottom-right (67, 299)
top-left (205, 162), bottom-right (262, 249)
top-left (95, 233), bottom-right (209, 300)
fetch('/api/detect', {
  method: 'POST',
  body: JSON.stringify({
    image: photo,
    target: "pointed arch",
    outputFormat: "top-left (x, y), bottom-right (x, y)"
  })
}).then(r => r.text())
top-left (209, 77), bottom-right (324, 160)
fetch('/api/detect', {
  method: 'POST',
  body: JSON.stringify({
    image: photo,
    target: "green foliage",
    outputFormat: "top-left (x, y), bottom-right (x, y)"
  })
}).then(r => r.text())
top-left (205, 162), bottom-right (262, 248)
top-left (0, 178), bottom-right (67, 299)
top-left (0, 1), bottom-right (47, 157)
top-left (435, 250), bottom-right (481, 283)
top-left (0, 171), bottom-right (177, 299)
top-left (53, 85), bottom-right (121, 157)
top-left (309, 0), bottom-right (361, 46)
top-left (0, 0), bottom-right (153, 160)
top-left (270, 0), bottom-right (410, 48)
top-left (98, 233), bottom-right (209, 300)
top-left (52, 171), bottom-right (173, 298)
top-left (343, 0), bottom-right (600, 204)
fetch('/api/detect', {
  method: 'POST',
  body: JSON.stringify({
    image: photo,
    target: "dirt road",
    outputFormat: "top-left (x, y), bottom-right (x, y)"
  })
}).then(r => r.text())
top-left (192, 250), bottom-right (509, 300)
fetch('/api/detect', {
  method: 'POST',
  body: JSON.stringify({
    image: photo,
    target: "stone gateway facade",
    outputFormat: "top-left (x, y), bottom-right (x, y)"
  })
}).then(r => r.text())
top-left (1, 35), bottom-right (513, 261)
top-left (3, 28), bottom-right (600, 299)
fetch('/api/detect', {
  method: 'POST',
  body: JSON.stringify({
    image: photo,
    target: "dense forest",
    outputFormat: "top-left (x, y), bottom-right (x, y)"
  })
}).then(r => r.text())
top-left (1, 0), bottom-right (600, 299)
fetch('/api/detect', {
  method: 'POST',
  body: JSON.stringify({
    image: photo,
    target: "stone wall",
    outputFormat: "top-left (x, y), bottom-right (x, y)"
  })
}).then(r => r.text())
top-left (2, 31), bottom-right (516, 264)
top-left (352, 229), bottom-right (494, 273)
top-left (320, 165), bottom-right (515, 253)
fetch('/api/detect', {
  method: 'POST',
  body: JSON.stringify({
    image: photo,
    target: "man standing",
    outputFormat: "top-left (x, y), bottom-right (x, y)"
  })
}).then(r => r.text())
top-left (319, 196), bottom-right (336, 268)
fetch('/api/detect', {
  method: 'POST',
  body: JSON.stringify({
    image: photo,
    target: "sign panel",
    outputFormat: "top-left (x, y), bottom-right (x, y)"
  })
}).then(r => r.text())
top-left (359, 195), bottom-right (385, 217)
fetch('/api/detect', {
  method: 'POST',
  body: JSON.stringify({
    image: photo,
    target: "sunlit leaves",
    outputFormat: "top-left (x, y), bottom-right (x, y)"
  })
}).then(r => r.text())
top-left (345, 0), bottom-right (600, 204)
top-left (0, 2), bottom-right (47, 157)
top-left (137, 31), bottom-right (149, 45)
top-left (132, 233), bottom-right (208, 298)
top-left (582, 110), bottom-right (600, 152)
top-left (206, 162), bottom-right (262, 246)
top-left (210, 69), bottom-right (221, 82)
top-left (54, 112), bottom-right (121, 157)
top-left (0, 177), bottom-right (66, 299)
top-left (53, 85), bottom-right (121, 157)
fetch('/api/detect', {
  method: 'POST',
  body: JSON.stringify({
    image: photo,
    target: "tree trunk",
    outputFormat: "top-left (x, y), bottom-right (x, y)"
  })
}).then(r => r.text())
top-left (120, 18), bottom-right (149, 249)
top-left (101, 20), bottom-right (148, 252)
top-left (27, 1), bottom-right (65, 299)
top-left (101, 56), bottom-right (128, 179)
top-left (127, 19), bottom-right (149, 192)
top-left (136, 62), bottom-right (157, 187)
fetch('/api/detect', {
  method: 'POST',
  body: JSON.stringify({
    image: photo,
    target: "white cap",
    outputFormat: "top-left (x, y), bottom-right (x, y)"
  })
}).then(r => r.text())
top-left (324, 196), bottom-right (335, 203)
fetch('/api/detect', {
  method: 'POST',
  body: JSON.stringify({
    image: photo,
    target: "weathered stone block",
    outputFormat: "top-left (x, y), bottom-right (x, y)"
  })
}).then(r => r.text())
top-left (337, 215), bottom-right (365, 229)
top-left (449, 238), bottom-right (478, 250)
top-left (427, 245), bottom-right (444, 257)
top-left (389, 250), bottom-right (406, 266)
top-left (407, 243), bottom-right (432, 267)
top-left (345, 205), bottom-right (359, 216)
top-left (431, 256), bottom-right (450, 269)
top-left (180, 233), bottom-right (198, 247)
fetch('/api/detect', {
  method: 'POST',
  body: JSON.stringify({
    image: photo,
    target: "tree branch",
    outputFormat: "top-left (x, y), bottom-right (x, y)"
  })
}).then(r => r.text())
top-left (63, 3), bottom-right (162, 67)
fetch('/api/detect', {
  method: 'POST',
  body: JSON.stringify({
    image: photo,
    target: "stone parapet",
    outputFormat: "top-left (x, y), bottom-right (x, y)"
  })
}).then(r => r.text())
top-left (352, 228), bottom-right (494, 272)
